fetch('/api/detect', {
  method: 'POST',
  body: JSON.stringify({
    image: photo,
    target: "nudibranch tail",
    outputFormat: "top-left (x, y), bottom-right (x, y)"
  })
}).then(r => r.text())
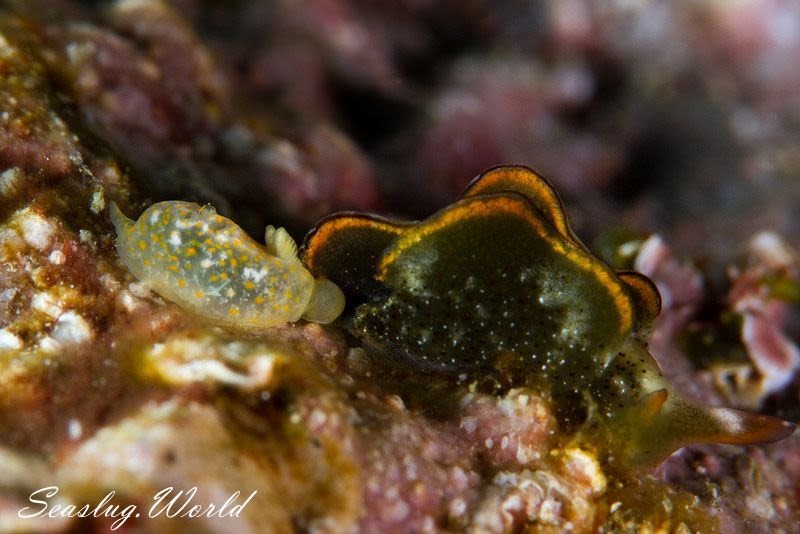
top-left (623, 395), bottom-right (797, 467)
top-left (693, 405), bottom-right (796, 446)
top-left (302, 278), bottom-right (346, 324)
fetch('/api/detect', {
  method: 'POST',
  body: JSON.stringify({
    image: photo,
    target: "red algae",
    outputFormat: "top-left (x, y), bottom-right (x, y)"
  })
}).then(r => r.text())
top-left (0, 1), bottom-right (798, 532)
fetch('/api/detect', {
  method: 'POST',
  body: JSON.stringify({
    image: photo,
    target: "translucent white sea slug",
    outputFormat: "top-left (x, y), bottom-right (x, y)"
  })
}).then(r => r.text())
top-left (110, 201), bottom-right (344, 327)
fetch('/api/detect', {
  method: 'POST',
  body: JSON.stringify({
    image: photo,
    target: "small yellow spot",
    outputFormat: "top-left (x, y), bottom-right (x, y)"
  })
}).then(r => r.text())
top-left (230, 258), bottom-right (238, 267)
top-left (168, 265), bottom-right (178, 272)
top-left (143, 259), bottom-right (151, 267)
top-left (245, 281), bottom-right (255, 290)
top-left (210, 274), bottom-right (218, 282)
top-left (229, 307), bottom-right (239, 316)
top-left (195, 290), bottom-right (204, 298)
top-left (240, 254), bottom-right (248, 261)
top-left (220, 272), bottom-right (229, 280)
top-left (138, 240), bottom-right (146, 250)
top-left (178, 279), bottom-right (187, 288)
top-left (255, 296), bottom-right (264, 304)
top-left (168, 255), bottom-right (178, 262)
top-left (187, 247), bottom-right (196, 256)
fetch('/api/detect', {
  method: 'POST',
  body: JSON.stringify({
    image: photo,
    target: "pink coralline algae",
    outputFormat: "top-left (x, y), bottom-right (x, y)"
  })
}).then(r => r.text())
top-left (722, 232), bottom-right (800, 407)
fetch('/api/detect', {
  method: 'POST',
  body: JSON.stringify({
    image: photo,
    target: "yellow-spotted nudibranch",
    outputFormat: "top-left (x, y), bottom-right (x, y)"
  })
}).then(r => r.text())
top-left (302, 165), bottom-right (796, 470)
top-left (110, 201), bottom-right (344, 327)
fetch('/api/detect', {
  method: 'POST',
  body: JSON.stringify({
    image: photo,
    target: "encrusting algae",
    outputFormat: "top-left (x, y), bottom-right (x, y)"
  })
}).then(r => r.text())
top-left (303, 165), bottom-right (796, 470)
top-left (109, 201), bottom-right (344, 327)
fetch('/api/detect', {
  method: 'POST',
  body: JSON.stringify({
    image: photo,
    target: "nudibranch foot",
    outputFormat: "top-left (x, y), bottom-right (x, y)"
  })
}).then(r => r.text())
top-left (302, 278), bottom-right (347, 324)
top-left (109, 201), bottom-right (345, 328)
top-left (301, 164), bottom-right (796, 470)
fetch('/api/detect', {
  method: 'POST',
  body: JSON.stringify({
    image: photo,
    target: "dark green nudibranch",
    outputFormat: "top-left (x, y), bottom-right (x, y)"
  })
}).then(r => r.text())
top-left (302, 165), bottom-right (796, 469)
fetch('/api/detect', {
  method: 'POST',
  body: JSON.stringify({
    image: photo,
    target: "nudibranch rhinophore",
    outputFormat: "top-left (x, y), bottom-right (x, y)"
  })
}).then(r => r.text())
top-left (110, 201), bottom-right (344, 327)
top-left (302, 165), bottom-right (796, 469)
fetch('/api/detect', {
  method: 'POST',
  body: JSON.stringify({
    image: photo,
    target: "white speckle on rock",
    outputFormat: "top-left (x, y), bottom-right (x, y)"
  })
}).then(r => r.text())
top-left (0, 288), bottom-right (18, 305)
top-left (78, 229), bottom-right (95, 247)
top-left (449, 498), bottom-right (467, 518)
top-left (403, 455), bottom-right (418, 481)
top-left (0, 167), bottom-right (23, 196)
top-left (65, 41), bottom-right (96, 67)
top-left (68, 419), bottom-right (83, 440)
top-left (309, 409), bottom-right (328, 428)
top-left (460, 416), bottom-right (477, 434)
top-left (52, 311), bottom-right (94, 345)
top-left (48, 249), bottom-right (66, 265)
top-left (118, 290), bottom-right (141, 312)
top-left (32, 292), bottom-right (63, 318)
top-left (501, 494), bottom-right (522, 515)
top-left (128, 282), bottom-right (152, 298)
top-left (749, 231), bottom-right (796, 270)
top-left (561, 448), bottom-right (606, 495)
top-left (451, 465), bottom-right (469, 490)
top-left (516, 443), bottom-right (536, 464)
top-left (100, 274), bottom-right (120, 291)
top-left (384, 499), bottom-right (410, 522)
top-left (90, 189), bottom-right (105, 214)
top-left (538, 495), bottom-right (562, 524)
top-left (18, 209), bottom-right (54, 250)
top-left (38, 336), bottom-right (61, 354)
top-left (0, 328), bottom-right (22, 350)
